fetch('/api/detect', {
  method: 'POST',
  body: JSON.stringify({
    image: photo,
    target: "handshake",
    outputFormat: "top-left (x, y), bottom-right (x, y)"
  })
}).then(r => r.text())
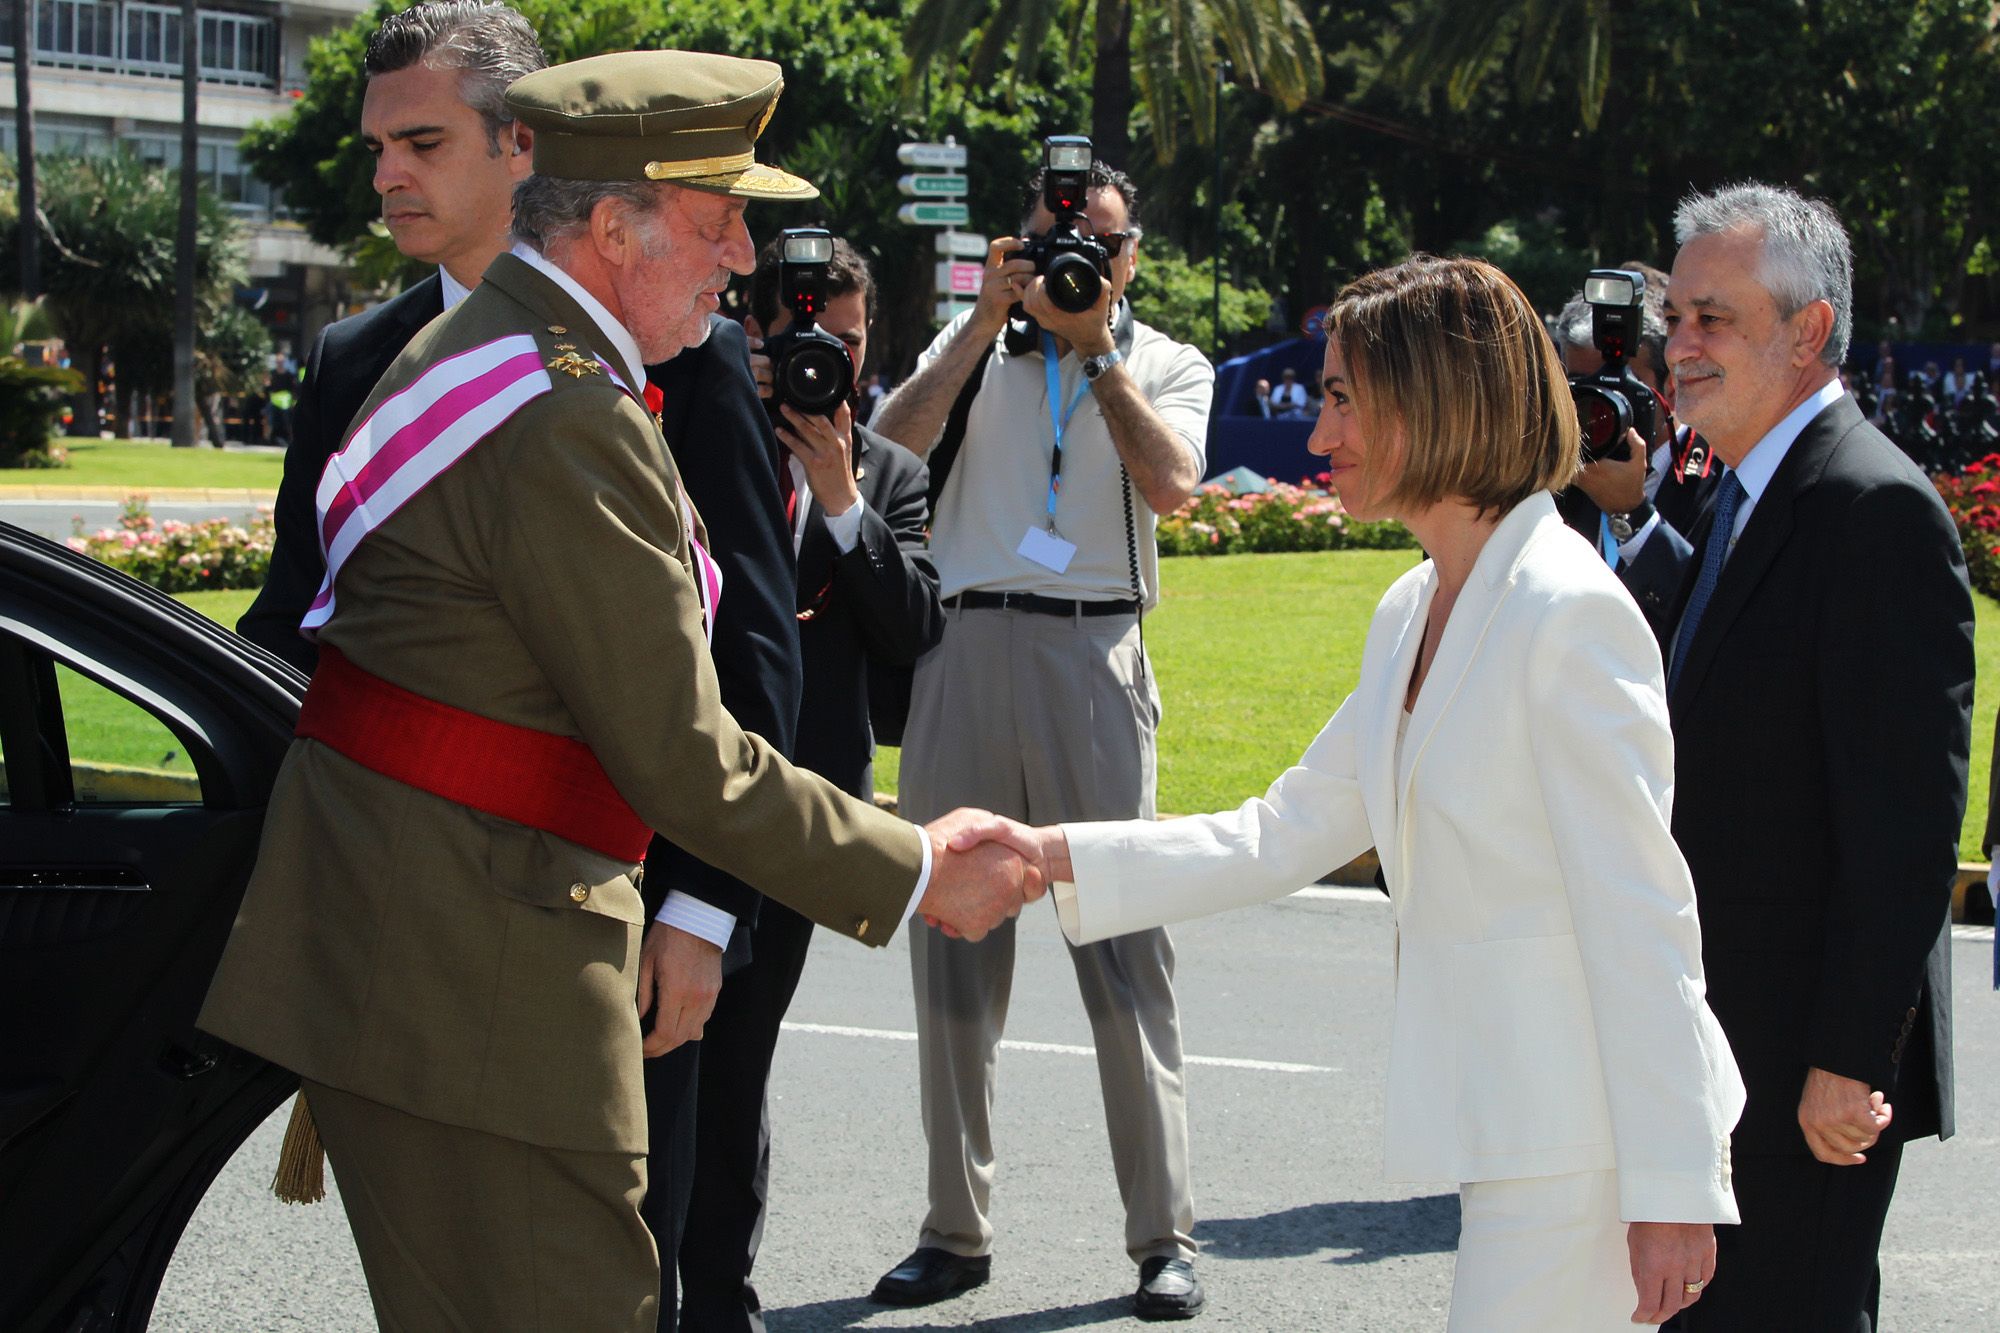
top-left (914, 809), bottom-right (1075, 941)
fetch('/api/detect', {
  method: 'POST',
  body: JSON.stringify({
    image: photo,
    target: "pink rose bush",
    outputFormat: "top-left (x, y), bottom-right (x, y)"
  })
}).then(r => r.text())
top-left (1932, 453), bottom-right (2000, 600)
top-left (68, 498), bottom-right (274, 593)
top-left (1156, 474), bottom-right (1414, 557)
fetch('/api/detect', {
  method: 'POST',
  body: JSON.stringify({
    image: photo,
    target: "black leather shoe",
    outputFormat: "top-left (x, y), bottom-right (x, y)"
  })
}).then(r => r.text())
top-left (870, 1247), bottom-right (991, 1306)
top-left (1134, 1256), bottom-right (1205, 1320)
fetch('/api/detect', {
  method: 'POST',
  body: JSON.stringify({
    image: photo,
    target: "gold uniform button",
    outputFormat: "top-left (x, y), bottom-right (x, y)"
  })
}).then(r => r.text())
top-left (569, 882), bottom-right (591, 904)
top-left (855, 917), bottom-right (871, 939)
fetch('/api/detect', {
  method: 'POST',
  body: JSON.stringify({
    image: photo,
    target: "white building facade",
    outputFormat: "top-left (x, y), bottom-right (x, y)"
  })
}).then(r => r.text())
top-left (0, 0), bottom-right (371, 359)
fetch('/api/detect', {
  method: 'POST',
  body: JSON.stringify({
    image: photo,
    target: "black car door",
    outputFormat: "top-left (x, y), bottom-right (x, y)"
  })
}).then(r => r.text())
top-left (0, 520), bottom-right (304, 1332)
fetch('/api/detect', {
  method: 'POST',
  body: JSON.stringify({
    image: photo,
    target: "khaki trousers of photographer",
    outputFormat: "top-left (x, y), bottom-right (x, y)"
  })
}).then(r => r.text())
top-left (898, 603), bottom-right (1197, 1265)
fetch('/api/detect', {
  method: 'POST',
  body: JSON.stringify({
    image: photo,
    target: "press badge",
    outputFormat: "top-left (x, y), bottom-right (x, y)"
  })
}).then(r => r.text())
top-left (1017, 525), bottom-right (1078, 574)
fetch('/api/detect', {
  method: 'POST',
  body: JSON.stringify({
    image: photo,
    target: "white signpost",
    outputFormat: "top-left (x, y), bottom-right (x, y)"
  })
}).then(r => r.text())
top-left (898, 137), bottom-right (980, 326)
top-left (934, 232), bottom-right (988, 257)
top-left (896, 141), bottom-right (969, 169)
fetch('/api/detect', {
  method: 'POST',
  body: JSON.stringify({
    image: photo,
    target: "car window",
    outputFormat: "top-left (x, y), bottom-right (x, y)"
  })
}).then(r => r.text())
top-left (56, 663), bottom-right (202, 804)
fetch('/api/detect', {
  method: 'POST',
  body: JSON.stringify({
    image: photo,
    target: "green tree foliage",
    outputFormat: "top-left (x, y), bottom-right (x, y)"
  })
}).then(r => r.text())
top-left (237, 0), bottom-right (2000, 384)
top-left (901, 0), bottom-right (1322, 166)
top-left (1450, 215), bottom-right (1595, 315)
top-left (241, 0), bottom-right (665, 252)
top-left (0, 152), bottom-right (246, 435)
top-left (1125, 231), bottom-right (1268, 352)
top-left (1388, 0), bottom-right (1613, 130)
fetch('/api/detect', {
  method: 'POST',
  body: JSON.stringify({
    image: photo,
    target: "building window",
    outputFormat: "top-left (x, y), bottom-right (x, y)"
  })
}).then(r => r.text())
top-left (123, 130), bottom-right (277, 217)
top-left (0, 1), bottom-right (275, 89)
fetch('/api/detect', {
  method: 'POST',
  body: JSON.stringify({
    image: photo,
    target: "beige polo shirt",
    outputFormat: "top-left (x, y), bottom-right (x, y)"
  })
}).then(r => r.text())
top-left (921, 309), bottom-right (1213, 610)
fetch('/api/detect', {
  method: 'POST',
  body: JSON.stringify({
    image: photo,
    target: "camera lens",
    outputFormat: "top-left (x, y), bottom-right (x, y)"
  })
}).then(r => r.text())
top-left (1044, 253), bottom-right (1102, 313)
top-left (777, 339), bottom-right (851, 416)
top-left (1570, 384), bottom-right (1632, 461)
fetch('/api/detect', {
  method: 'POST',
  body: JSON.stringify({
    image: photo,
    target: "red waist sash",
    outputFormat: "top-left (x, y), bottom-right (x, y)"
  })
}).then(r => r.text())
top-left (295, 646), bottom-right (652, 863)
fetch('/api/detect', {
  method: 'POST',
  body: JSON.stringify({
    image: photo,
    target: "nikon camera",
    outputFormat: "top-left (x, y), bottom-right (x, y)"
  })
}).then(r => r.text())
top-left (1017, 135), bottom-right (1110, 314)
top-left (763, 227), bottom-right (855, 420)
top-left (1568, 269), bottom-right (1659, 463)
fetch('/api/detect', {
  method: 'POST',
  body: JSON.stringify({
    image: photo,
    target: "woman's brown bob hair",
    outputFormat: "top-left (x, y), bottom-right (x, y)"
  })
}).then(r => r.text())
top-left (1330, 254), bottom-right (1579, 517)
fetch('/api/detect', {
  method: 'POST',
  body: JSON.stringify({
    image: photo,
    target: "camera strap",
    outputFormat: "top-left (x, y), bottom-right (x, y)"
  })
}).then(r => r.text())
top-left (1596, 513), bottom-right (1621, 568)
top-left (1040, 331), bottom-right (1094, 532)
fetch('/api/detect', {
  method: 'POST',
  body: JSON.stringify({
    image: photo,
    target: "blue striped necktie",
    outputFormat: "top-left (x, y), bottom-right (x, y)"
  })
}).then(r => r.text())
top-left (1668, 471), bottom-right (1747, 696)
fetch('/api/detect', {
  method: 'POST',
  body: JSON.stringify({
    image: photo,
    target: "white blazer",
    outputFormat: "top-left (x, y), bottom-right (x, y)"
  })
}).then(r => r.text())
top-left (1055, 493), bottom-right (1745, 1223)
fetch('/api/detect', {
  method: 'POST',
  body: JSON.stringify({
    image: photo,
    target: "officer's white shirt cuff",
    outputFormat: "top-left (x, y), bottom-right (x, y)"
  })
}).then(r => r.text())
top-left (822, 495), bottom-right (865, 553)
top-left (1616, 509), bottom-right (1664, 564)
top-left (903, 823), bottom-right (933, 925)
top-left (652, 890), bottom-right (735, 946)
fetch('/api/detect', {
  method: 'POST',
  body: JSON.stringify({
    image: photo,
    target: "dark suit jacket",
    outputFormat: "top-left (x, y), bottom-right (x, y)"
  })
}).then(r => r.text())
top-left (1667, 393), bottom-right (1974, 1156)
top-left (237, 275), bottom-right (446, 671)
top-left (642, 316), bottom-right (803, 932)
top-left (1555, 486), bottom-right (1693, 643)
top-left (793, 423), bottom-right (945, 798)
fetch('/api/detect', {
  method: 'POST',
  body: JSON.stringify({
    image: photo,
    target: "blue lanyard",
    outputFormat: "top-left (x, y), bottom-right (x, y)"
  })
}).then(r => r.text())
top-left (1597, 511), bottom-right (1620, 567)
top-left (1041, 332), bottom-right (1093, 528)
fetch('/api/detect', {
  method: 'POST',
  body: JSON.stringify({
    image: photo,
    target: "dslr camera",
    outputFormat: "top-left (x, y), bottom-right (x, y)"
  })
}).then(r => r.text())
top-left (763, 227), bottom-right (854, 420)
top-left (1568, 269), bottom-right (1658, 463)
top-left (1018, 135), bottom-right (1110, 314)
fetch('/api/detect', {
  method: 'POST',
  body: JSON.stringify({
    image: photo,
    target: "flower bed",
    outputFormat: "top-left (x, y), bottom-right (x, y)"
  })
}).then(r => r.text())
top-left (1933, 454), bottom-right (2000, 601)
top-left (68, 499), bottom-right (273, 593)
top-left (1158, 475), bottom-right (1415, 557)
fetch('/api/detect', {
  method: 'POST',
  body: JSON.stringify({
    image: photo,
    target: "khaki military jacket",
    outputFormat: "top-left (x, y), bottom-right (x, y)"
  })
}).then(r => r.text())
top-left (199, 254), bottom-right (924, 1155)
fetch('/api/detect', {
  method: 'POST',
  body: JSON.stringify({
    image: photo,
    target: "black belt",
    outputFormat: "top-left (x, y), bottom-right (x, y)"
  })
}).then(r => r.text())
top-left (949, 591), bottom-right (1139, 618)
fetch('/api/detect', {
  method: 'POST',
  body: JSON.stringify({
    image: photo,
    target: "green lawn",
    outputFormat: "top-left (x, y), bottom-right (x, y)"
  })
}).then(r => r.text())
top-left (3, 439), bottom-right (283, 491)
top-left (125, 569), bottom-right (1999, 860)
top-left (885, 551), bottom-right (2000, 861)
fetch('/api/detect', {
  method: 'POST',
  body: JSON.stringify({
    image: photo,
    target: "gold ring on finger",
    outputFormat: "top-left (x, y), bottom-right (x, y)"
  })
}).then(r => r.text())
top-left (1683, 1280), bottom-right (1706, 1296)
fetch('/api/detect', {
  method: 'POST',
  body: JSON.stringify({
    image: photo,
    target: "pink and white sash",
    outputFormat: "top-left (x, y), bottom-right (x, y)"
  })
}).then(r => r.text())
top-left (298, 334), bottom-right (722, 644)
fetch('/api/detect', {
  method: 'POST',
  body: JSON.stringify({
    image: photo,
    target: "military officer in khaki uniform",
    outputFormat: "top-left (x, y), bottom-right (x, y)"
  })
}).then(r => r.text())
top-left (198, 51), bottom-right (1037, 1332)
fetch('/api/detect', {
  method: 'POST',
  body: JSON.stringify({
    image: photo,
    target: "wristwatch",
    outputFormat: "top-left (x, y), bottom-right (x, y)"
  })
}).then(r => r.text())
top-left (1607, 500), bottom-right (1655, 542)
top-left (1081, 347), bottom-right (1124, 381)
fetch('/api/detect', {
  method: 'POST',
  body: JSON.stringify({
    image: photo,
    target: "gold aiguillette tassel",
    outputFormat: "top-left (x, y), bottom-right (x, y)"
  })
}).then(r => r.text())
top-left (271, 1089), bottom-right (327, 1205)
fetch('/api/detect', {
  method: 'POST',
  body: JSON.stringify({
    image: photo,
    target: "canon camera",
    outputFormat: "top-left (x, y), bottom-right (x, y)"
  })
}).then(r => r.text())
top-left (763, 228), bottom-right (854, 420)
top-left (1568, 269), bottom-right (1659, 463)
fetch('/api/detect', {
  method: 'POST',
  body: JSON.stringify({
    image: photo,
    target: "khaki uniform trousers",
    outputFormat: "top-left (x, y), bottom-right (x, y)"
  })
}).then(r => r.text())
top-left (304, 1080), bottom-right (660, 1331)
top-left (899, 603), bottom-right (1196, 1264)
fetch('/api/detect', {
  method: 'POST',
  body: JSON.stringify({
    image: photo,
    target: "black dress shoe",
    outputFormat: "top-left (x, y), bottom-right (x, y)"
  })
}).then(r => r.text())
top-left (1134, 1256), bottom-right (1205, 1321)
top-left (870, 1247), bottom-right (991, 1306)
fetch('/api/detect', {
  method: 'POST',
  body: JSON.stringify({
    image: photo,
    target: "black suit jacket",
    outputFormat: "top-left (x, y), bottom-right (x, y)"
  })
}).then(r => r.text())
top-left (1668, 394), bottom-right (1974, 1156)
top-left (1554, 486), bottom-right (1693, 643)
top-left (641, 316), bottom-right (803, 932)
top-left (792, 423), bottom-right (945, 798)
top-left (237, 275), bottom-right (446, 671)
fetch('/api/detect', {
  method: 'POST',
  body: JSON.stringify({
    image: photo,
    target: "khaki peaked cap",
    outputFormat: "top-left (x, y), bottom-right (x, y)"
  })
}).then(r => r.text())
top-left (505, 50), bottom-right (817, 200)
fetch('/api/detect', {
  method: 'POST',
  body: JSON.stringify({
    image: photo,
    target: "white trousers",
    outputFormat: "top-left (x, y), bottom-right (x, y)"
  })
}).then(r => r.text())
top-left (1450, 1169), bottom-right (1635, 1332)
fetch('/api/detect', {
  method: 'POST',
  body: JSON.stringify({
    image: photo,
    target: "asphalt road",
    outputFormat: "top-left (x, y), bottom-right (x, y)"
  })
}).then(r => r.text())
top-left (151, 894), bottom-right (1998, 1331)
top-left (0, 499), bottom-right (272, 543)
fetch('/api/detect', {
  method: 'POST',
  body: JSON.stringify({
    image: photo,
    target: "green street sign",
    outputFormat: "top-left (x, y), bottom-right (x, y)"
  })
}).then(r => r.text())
top-left (898, 201), bottom-right (971, 227)
top-left (898, 173), bottom-right (967, 198)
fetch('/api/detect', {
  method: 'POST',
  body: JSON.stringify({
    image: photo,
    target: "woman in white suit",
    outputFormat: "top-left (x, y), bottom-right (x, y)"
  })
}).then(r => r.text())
top-left (944, 256), bottom-right (1745, 1329)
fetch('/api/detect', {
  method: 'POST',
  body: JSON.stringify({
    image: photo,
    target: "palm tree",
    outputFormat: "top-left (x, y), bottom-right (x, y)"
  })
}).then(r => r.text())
top-left (171, 0), bottom-right (200, 446)
top-left (902, 0), bottom-right (1323, 166)
top-left (1385, 0), bottom-right (1620, 131)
